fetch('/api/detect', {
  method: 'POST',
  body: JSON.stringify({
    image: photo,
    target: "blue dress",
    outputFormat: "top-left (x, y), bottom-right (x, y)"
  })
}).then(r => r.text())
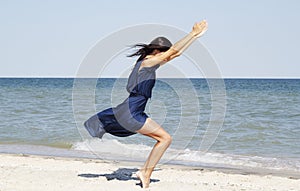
top-left (84, 59), bottom-right (160, 138)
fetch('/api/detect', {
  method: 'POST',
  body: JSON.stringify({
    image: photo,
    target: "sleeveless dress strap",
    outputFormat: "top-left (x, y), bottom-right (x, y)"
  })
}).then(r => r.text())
top-left (126, 60), bottom-right (143, 94)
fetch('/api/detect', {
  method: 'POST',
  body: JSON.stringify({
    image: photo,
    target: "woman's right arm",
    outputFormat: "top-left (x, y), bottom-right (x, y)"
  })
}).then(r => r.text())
top-left (142, 20), bottom-right (208, 67)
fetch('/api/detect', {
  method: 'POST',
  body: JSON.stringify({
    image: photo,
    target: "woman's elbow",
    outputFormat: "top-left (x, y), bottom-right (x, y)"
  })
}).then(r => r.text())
top-left (161, 49), bottom-right (180, 62)
top-left (169, 52), bottom-right (181, 60)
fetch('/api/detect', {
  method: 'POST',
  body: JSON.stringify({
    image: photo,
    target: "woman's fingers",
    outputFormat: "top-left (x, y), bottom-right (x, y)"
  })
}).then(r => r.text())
top-left (192, 20), bottom-right (208, 37)
top-left (195, 21), bottom-right (208, 38)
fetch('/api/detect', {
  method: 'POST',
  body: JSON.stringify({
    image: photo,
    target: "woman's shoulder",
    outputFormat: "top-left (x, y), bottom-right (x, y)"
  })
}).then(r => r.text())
top-left (141, 55), bottom-right (159, 67)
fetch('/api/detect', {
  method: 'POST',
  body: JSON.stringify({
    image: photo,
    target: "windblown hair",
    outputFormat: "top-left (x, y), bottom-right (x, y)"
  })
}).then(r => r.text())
top-left (128, 37), bottom-right (172, 61)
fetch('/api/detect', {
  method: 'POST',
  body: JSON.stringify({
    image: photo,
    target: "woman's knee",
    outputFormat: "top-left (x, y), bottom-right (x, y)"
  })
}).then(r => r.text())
top-left (138, 118), bottom-right (172, 145)
top-left (161, 133), bottom-right (172, 146)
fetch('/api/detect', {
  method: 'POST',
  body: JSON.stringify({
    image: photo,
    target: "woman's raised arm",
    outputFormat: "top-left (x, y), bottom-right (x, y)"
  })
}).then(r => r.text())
top-left (142, 20), bottom-right (208, 67)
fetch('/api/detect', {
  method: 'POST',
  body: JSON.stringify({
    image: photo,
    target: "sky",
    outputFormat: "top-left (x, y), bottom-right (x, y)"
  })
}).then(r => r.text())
top-left (0, 0), bottom-right (299, 78)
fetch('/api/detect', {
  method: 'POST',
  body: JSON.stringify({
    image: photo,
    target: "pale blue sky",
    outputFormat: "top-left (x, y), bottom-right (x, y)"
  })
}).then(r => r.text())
top-left (0, 0), bottom-right (299, 78)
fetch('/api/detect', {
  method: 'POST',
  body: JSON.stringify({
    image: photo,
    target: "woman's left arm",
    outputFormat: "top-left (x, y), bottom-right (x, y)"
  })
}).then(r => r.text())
top-left (169, 21), bottom-right (208, 60)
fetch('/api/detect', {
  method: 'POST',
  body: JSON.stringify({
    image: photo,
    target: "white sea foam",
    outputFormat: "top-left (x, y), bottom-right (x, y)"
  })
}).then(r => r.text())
top-left (72, 138), bottom-right (153, 162)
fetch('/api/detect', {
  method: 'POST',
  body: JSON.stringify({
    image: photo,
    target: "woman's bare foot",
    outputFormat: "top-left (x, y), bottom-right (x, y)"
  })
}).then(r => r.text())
top-left (136, 170), bottom-right (150, 188)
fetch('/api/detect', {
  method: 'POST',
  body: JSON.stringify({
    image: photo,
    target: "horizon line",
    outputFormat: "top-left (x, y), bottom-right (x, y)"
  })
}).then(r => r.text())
top-left (0, 76), bottom-right (300, 79)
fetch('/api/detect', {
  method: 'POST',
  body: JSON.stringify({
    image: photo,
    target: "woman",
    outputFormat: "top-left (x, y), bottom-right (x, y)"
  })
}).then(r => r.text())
top-left (84, 20), bottom-right (208, 188)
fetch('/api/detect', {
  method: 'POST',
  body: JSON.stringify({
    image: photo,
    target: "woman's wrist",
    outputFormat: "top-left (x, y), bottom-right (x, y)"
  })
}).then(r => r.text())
top-left (190, 31), bottom-right (198, 38)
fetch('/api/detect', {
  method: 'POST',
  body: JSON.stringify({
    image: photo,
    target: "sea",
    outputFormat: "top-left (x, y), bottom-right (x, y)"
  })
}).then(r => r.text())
top-left (0, 78), bottom-right (299, 175)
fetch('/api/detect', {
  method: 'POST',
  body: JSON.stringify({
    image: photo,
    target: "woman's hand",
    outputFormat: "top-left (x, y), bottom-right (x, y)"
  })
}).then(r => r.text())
top-left (191, 20), bottom-right (208, 38)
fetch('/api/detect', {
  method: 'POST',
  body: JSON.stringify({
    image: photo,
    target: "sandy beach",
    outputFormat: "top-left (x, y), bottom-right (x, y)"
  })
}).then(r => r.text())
top-left (0, 154), bottom-right (299, 191)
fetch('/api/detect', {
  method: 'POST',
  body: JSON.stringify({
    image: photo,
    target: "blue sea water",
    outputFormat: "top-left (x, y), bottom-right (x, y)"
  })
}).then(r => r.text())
top-left (0, 78), bottom-right (299, 173)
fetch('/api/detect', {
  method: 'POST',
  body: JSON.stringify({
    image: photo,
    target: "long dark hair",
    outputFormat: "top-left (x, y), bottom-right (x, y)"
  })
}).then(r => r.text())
top-left (128, 37), bottom-right (172, 61)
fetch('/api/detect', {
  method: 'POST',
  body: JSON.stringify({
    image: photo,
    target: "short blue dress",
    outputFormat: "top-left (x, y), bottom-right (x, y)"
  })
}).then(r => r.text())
top-left (84, 59), bottom-right (160, 138)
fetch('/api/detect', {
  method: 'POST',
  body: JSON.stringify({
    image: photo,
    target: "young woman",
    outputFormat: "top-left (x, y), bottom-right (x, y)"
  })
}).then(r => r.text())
top-left (84, 20), bottom-right (208, 188)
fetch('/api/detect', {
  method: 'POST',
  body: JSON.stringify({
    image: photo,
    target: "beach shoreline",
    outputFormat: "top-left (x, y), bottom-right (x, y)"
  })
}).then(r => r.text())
top-left (0, 153), bottom-right (299, 191)
top-left (1, 143), bottom-right (299, 179)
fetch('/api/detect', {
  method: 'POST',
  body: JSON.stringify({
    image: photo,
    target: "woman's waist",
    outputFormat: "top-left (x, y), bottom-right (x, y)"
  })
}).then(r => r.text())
top-left (129, 92), bottom-right (147, 98)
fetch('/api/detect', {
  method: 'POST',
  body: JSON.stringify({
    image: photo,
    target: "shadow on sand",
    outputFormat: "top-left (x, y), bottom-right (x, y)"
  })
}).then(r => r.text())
top-left (78, 168), bottom-right (160, 187)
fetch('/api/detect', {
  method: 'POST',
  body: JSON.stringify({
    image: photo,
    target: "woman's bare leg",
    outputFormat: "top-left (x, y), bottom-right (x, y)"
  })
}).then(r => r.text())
top-left (136, 118), bottom-right (172, 188)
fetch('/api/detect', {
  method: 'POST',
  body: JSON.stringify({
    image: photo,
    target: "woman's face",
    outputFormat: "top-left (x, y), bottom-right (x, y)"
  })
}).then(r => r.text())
top-left (152, 49), bottom-right (165, 56)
